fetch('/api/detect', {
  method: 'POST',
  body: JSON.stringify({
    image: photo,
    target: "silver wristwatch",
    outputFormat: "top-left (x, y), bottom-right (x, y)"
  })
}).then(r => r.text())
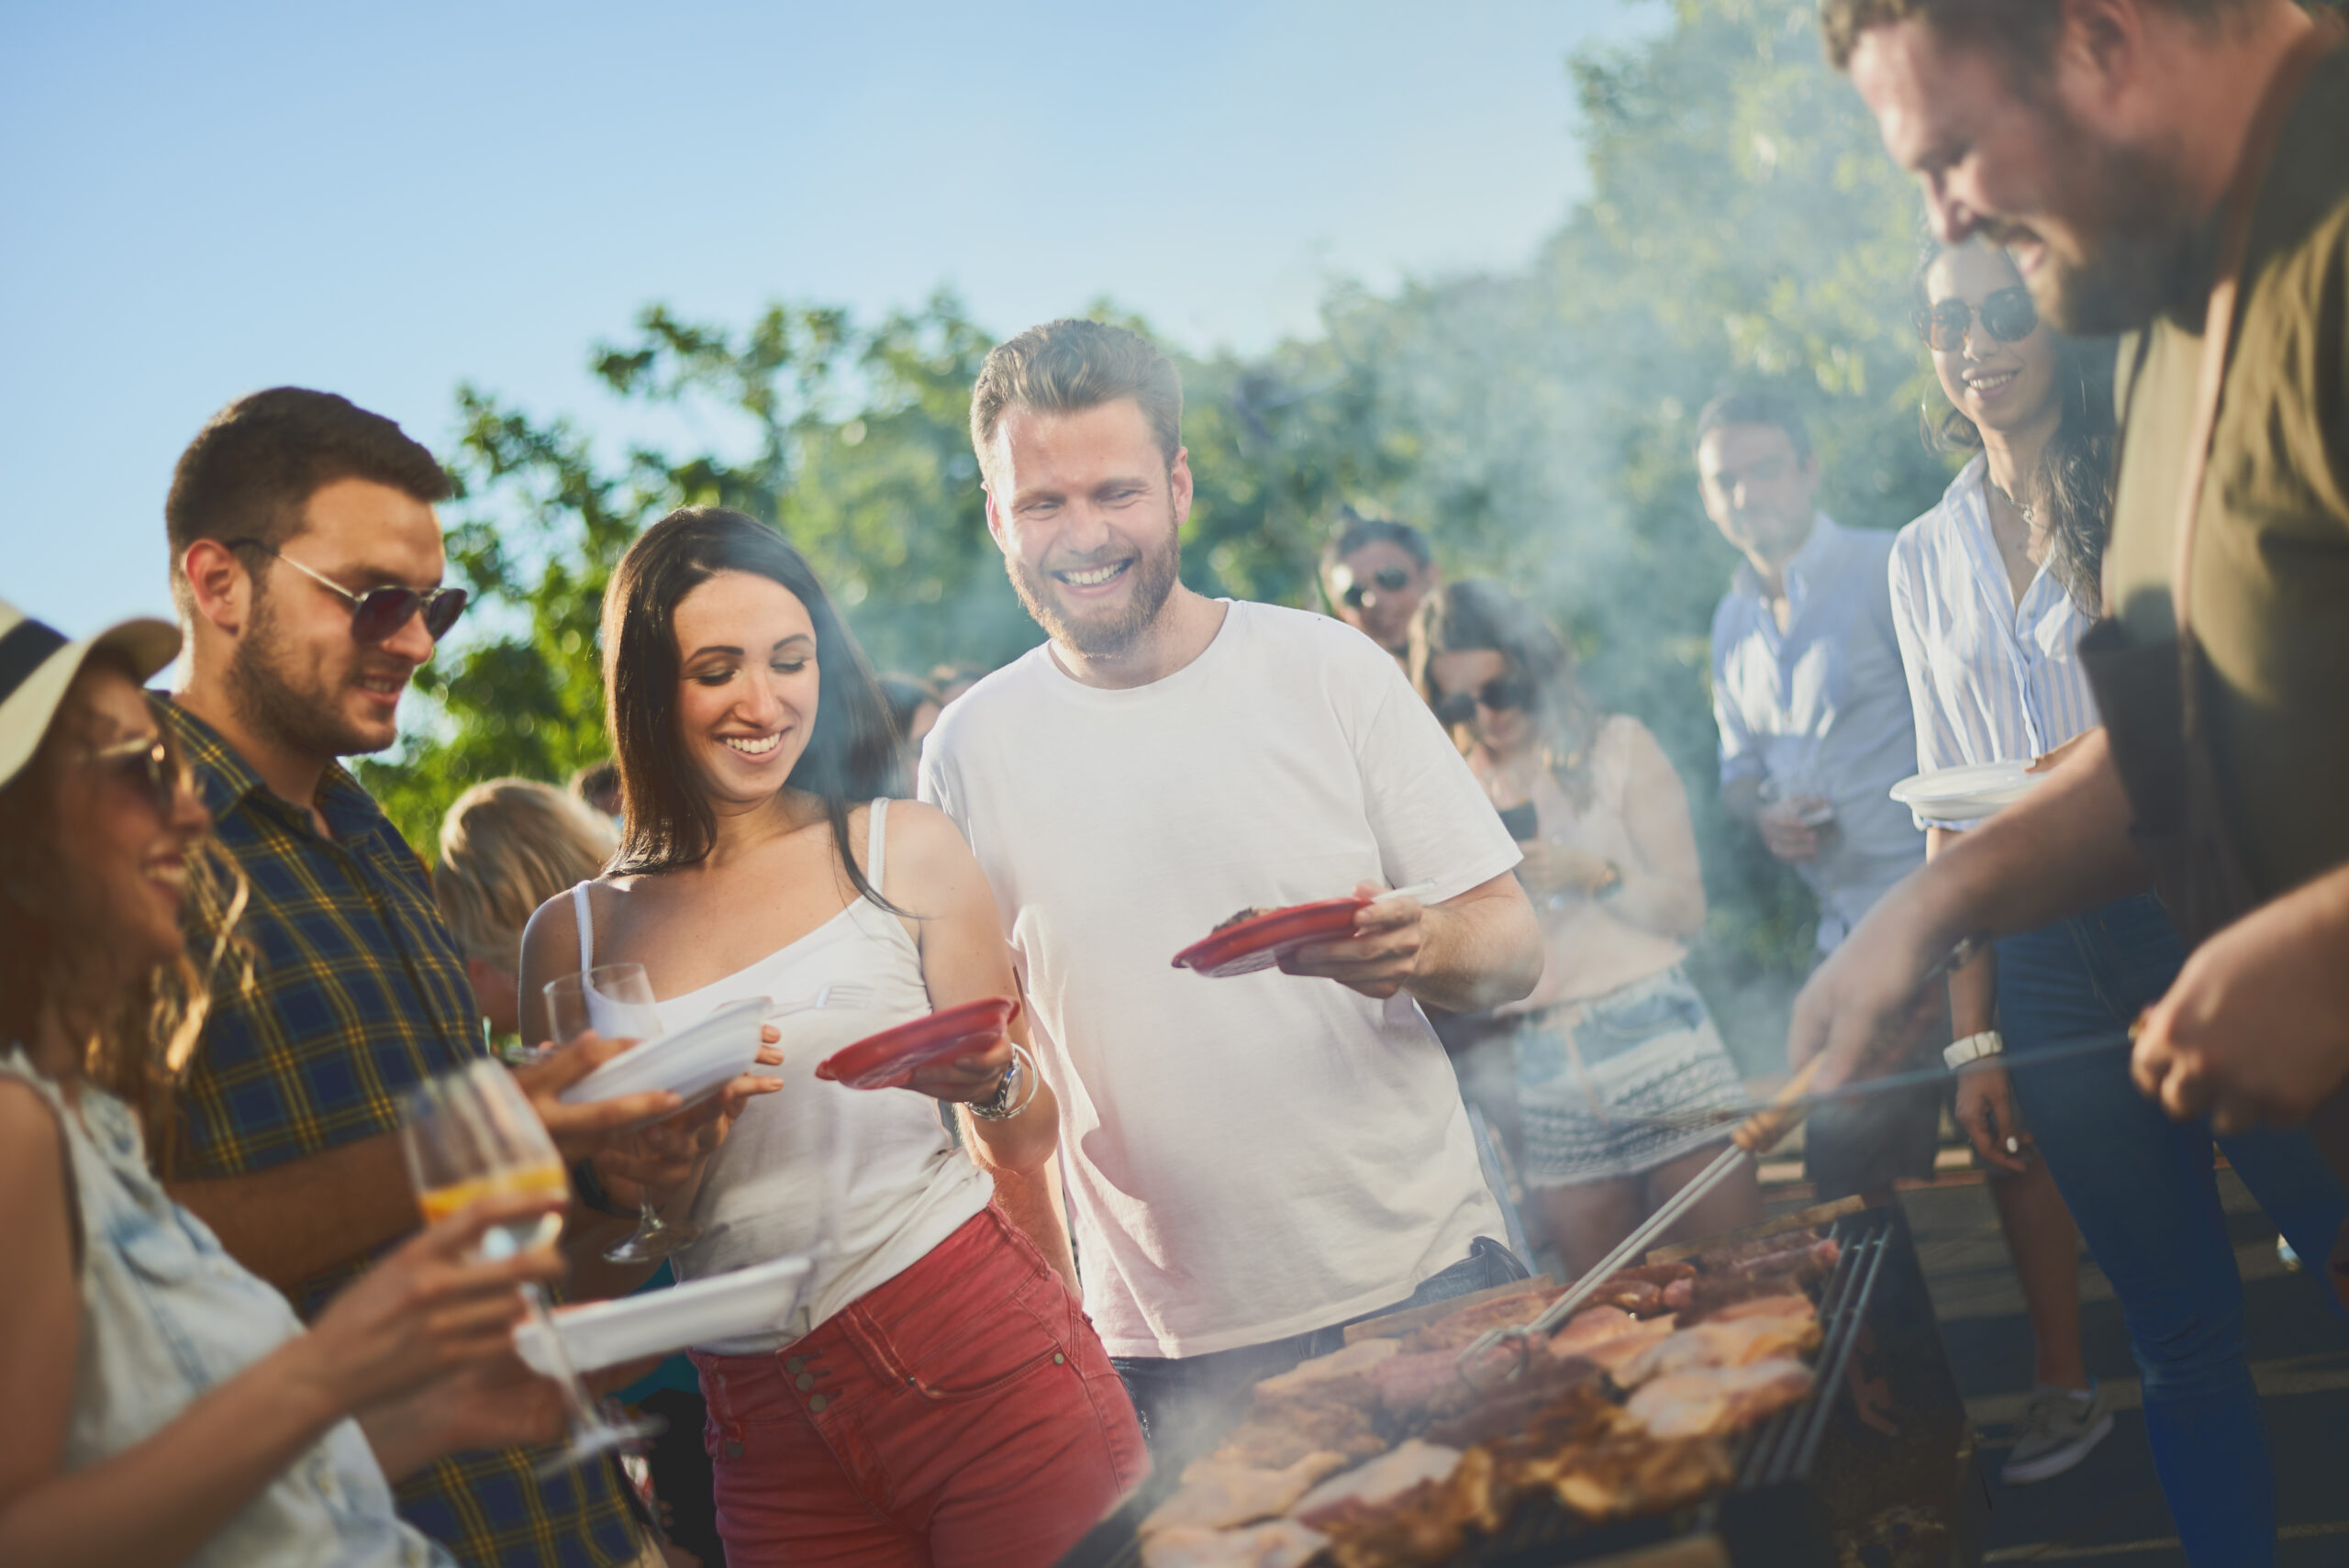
top-left (968, 1047), bottom-right (1025, 1120)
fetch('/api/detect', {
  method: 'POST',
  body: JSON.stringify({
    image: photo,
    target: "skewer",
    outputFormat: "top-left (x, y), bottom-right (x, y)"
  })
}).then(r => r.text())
top-left (1601, 1026), bottom-right (2133, 1140)
top-left (1455, 936), bottom-right (1983, 1389)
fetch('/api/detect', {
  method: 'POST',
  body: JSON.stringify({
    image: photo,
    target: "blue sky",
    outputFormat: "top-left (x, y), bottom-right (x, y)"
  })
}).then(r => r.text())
top-left (3, 0), bottom-right (1657, 639)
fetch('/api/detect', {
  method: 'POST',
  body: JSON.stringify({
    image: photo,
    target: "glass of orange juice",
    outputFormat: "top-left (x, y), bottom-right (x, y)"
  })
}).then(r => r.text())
top-left (400, 1060), bottom-right (661, 1475)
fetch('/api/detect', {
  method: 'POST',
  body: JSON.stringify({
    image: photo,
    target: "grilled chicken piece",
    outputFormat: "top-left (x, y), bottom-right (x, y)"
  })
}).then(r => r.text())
top-left (1208, 1400), bottom-right (1389, 1469)
top-left (1139, 1518), bottom-right (1330, 1568)
top-left (1397, 1283), bottom-right (1564, 1353)
top-left (1319, 1476), bottom-right (1479, 1568)
top-left (1546, 1306), bottom-right (1675, 1375)
top-left (1252, 1338), bottom-right (1401, 1410)
top-left (1142, 1451), bottom-right (1351, 1537)
top-left (1699, 1292), bottom-right (1815, 1325)
top-left (1616, 1315), bottom-right (1821, 1388)
top-left (1669, 1263), bottom-right (1826, 1321)
top-left (1624, 1358), bottom-right (1815, 1439)
top-left (1609, 1261), bottom-right (1698, 1289)
top-left (1290, 1440), bottom-right (1464, 1531)
top-left (1586, 1278), bottom-right (1665, 1316)
top-left (1550, 1434), bottom-right (1737, 1520)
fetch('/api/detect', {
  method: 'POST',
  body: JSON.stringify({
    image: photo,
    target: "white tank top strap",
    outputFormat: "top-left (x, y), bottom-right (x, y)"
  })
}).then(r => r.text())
top-left (864, 798), bottom-right (890, 900)
top-left (571, 882), bottom-right (595, 974)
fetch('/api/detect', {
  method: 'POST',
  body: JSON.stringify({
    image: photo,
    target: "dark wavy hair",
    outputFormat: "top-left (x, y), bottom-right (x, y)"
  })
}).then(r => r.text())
top-left (602, 507), bottom-right (903, 908)
top-left (1408, 579), bottom-right (1605, 806)
top-left (1917, 240), bottom-right (2117, 615)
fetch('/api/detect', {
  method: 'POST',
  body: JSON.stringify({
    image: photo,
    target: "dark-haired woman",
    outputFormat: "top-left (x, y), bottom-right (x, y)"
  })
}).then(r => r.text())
top-left (1891, 239), bottom-right (2346, 1564)
top-left (0, 601), bottom-right (571, 1567)
top-left (1411, 581), bottom-right (1757, 1277)
top-left (518, 508), bottom-right (1142, 1567)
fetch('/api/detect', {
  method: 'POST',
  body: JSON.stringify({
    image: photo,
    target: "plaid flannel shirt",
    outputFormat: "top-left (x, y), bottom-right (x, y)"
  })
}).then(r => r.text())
top-left (161, 699), bottom-right (643, 1568)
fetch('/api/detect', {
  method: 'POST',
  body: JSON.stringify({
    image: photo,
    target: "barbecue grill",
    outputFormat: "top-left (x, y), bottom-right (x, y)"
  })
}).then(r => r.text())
top-left (1059, 1206), bottom-right (1982, 1568)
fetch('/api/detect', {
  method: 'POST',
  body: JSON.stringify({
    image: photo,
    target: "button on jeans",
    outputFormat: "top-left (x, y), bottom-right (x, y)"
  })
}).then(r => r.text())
top-left (1996, 894), bottom-right (2348, 1568)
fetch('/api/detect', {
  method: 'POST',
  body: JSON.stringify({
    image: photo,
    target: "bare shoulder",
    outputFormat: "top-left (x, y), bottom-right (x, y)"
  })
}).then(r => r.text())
top-left (519, 881), bottom-right (584, 966)
top-left (880, 799), bottom-right (974, 873)
top-left (0, 1077), bottom-right (70, 1248)
top-left (0, 1076), bottom-right (64, 1166)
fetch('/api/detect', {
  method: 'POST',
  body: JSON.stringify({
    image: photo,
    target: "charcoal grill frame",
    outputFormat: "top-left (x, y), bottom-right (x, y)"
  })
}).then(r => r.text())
top-left (1059, 1206), bottom-right (1976, 1568)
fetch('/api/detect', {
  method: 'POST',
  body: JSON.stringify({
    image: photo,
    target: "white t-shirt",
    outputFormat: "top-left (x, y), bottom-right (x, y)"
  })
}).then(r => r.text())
top-left (918, 601), bottom-right (1518, 1358)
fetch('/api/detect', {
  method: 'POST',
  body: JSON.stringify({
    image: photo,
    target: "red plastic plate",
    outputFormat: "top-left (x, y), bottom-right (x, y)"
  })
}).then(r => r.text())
top-left (1170, 896), bottom-right (1373, 979)
top-left (815, 996), bottom-right (1020, 1091)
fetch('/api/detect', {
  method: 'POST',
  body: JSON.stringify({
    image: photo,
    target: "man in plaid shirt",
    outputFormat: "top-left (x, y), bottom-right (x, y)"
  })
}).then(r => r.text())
top-left (155, 387), bottom-right (662, 1568)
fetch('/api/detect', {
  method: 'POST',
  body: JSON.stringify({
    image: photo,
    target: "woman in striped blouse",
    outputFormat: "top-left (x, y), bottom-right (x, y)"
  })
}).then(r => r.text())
top-left (1889, 238), bottom-right (2347, 1563)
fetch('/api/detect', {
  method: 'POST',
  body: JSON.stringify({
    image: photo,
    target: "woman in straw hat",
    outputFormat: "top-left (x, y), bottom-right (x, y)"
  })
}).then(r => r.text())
top-left (0, 599), bottom-right (569, 1567)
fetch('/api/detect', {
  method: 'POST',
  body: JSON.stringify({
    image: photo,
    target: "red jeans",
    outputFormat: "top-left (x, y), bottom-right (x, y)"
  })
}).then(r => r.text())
top-left (692, 1204), bottom-right (1147, 1566)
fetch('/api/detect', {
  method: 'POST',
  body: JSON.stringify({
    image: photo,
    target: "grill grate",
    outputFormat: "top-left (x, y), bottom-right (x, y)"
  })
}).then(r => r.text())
top-left (1059, 1206), bottom-right (1942, 1568)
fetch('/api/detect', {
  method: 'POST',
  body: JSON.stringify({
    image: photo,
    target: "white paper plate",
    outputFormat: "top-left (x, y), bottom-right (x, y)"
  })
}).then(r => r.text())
top-left (515, 1255), bottom-right (813, 1375)
top-left (557, 995), bottom-right (768, 1107)
top-left (1888, 761), bottom-right (2043, 824)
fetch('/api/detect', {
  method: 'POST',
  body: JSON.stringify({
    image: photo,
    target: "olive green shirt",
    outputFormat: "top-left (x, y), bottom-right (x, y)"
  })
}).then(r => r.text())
top-left (2105, 36), bottom-right (2349, 903)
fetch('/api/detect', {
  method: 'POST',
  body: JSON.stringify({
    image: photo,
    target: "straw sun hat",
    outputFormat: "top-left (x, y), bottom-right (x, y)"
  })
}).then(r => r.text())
top-left (0, 598), bottom-right (183, 793)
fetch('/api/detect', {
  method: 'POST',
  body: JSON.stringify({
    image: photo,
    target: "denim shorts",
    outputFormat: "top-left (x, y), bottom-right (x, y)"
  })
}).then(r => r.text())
top-left (1515, 965), bottom-right (1745, 1187)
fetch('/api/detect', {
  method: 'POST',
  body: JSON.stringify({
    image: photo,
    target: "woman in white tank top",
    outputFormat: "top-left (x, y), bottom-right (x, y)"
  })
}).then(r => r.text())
top-left (518, 508), bottom-right (1144, 1567)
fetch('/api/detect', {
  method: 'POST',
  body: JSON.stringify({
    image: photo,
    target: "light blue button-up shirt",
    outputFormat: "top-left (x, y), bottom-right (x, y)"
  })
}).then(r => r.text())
top-left (1887, 455), bottom-right (2104, 828)
top-left (1710, 513), bottom-right (1928, 951)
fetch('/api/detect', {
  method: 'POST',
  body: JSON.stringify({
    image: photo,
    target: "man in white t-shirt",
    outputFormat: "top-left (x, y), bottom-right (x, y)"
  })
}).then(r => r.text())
top-left (918, 319), bottom-right (1543, 1454)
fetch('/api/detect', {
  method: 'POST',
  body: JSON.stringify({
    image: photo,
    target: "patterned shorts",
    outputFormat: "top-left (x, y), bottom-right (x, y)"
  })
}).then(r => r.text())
top-left (1516, 965), bottom-right (1745, 1189)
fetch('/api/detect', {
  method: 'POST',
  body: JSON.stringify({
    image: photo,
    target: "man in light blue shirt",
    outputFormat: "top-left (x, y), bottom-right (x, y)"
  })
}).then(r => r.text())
top-left (1698, 390), bottom-right (1936, 1198)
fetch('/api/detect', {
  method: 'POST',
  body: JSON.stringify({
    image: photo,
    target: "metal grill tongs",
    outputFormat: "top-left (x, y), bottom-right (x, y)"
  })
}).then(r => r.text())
top-left (1454, 938), bottom-right (1984, 1391)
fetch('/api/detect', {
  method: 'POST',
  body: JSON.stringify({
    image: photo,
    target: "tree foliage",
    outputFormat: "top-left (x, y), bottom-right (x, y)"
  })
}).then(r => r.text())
top-left (362, 0), bottom-right (1954, 1065)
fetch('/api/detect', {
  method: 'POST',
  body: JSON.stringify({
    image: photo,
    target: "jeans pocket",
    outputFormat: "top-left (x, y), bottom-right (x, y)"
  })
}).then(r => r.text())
top-left (900, 1294), bottom-right (1063, 1404)
top-left (1580, 982), bottom-right (1703, 1064)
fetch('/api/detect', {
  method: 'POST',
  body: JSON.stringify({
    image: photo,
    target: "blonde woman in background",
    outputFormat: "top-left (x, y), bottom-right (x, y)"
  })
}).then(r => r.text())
top-left (436, 780), bottom-right (618, 1046)
top-left (1412, 580), bottom-right (1759, 1275)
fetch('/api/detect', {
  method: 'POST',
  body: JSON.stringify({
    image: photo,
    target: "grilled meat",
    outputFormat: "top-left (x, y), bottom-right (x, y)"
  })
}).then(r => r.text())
top-left (1211, 907), bottom-right (1271, 933)
top-left (1138, 1518), bottom-right (1330, 1568)
top-left (1290, 1440), bottom-right (1464, 1531)
top-left (1624, 1358), bottom-right (1815, 1439)
top-left (1615, 1314), bottom-right (1820, 1388)
top-left (1208, 1400), bottom-right (1388, 1469)
top-left (1397, 1282), bottom-right (1564, 1353)
top-left (1550, 1434), bottom-right (1738, 1521)
top-left (1251, 1338), bottom-right (1400, 1411)
top-left (1142, 1451), bottom-right (1351, 1537)
top-left (1414, 1355), bottom-right (1605, 1446)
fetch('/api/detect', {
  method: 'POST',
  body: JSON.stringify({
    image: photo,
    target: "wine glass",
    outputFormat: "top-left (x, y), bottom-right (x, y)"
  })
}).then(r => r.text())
top-left (399, 1060), bottom-right (663, 1476)
top-left (544, 963), bottom-right (704, 1264)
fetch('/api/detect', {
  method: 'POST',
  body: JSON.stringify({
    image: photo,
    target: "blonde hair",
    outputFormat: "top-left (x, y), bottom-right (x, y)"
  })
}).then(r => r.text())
top-left (434, 779), bottom-right (616, 970)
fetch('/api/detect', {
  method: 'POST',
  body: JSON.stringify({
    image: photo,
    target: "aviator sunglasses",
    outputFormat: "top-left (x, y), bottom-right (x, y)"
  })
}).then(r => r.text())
top-left (1433, 673), bottom-right (1536, 729)
top-left (1913, 286), bottom-right (2039, 353)
top-left (226, 539), bottom-right (469, 643)
top-left (1336, 566), bottom-right (1413, 610)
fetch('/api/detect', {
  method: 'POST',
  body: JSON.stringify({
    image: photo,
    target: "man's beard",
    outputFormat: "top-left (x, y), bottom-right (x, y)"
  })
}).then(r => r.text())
top-left (1006, 535), bottom-right (1181, 659)
top-left (1998, 123), bottom-right (2198, 336)
top-left (227, 593), bottom-right (393, 762)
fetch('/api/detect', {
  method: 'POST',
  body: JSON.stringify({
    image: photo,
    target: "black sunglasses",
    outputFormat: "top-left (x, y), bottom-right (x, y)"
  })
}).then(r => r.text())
top-left (1913, 286), bottom-right (2038, 352)
top-left (226, 538), bottom-right (468, 644)
top-left (1433, 673), bottom-right (1536, 729)
top-left (1337, 566), bottom-right (1413, 610)
top-left (92, 736), bottom-right (183, 817)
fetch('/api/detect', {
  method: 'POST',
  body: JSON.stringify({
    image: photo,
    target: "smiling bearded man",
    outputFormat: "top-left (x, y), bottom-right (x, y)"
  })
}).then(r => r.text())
top-left (919, 318), bottom-right (1545, 1460)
